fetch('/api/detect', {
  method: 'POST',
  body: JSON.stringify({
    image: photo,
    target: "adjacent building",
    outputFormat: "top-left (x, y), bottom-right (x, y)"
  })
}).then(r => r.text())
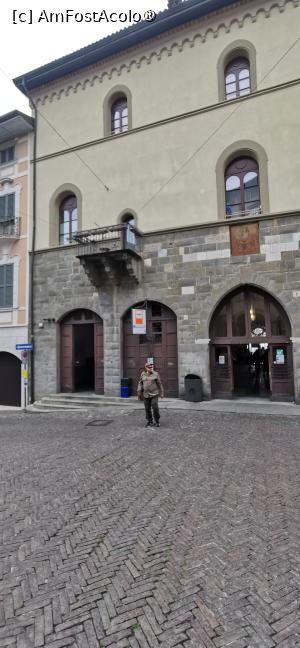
top-left (0, 111), bottom-right (34, 406)
top-left (13, 0), bottom-right (300, 402)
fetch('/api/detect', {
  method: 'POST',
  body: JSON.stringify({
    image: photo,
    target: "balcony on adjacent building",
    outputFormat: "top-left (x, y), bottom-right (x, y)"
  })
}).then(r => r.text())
top-left (0, 217), bottom-right (20, 239)
top-left (73, 223), bottom-right (143, 286)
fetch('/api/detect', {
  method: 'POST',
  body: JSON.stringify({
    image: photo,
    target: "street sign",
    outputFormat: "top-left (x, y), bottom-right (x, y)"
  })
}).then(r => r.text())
top-left (16, 343), bottom-right (33, 350)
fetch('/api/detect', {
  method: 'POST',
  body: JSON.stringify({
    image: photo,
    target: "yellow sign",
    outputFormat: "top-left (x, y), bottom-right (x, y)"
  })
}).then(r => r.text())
top-left (22, 368), bottom-right (28, 379)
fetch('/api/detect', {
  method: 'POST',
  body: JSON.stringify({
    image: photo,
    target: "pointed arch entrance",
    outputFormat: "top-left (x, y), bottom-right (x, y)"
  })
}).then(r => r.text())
top-left (0, 352), bottom-right (21, 406)
top-left (60, 309), bottom-right (103, 393)
top-left (123, 301), bottom-right (178, 397)
top-left (209, 286), bottom-right (294, 401)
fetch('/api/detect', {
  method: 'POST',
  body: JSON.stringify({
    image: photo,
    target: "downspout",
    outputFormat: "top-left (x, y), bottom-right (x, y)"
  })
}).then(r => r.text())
top-left (30, 102), bottom-right (37, 403)
top-left (23, 78), bottom-right (37, 404)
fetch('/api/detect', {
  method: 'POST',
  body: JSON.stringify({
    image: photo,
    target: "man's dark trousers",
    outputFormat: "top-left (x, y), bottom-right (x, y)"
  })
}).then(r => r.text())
top-left (144, 396), bottom-right (160, 423)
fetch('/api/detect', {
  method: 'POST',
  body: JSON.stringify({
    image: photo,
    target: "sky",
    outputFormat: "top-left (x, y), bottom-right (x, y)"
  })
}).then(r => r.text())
top-left (0, 0), bottom-right (167, 116)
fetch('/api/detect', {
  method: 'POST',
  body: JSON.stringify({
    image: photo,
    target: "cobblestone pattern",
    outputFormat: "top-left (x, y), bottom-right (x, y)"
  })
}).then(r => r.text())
top-left (0, 410), bottom-right (300, 647)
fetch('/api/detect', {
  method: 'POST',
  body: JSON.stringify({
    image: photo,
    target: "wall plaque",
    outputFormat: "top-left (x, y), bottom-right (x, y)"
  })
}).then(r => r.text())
top-left (230, 222), bottom-right (260, 257)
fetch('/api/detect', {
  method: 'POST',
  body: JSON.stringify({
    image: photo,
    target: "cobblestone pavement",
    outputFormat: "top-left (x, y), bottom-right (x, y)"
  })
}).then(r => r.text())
top-left (0, 409), bottom-right (300, 648)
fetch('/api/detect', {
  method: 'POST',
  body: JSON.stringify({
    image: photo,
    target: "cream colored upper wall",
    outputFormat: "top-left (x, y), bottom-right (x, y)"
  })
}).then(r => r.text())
top-left (34, 0), bottom-right (300, 156)
top-left (34, 83), bottom-right (300, 248)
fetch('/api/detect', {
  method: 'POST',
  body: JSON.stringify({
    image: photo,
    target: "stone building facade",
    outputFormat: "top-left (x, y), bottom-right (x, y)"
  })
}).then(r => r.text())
top-left (14, 0), bottom-right (300, 402)
top-left (33, 210), bottom-right (300, 401)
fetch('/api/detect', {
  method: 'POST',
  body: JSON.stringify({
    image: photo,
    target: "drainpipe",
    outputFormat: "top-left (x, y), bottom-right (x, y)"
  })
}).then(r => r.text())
top-left (30, 103), bottom-right (37, 403)
top-left (23, 79), bottom-right (37, 404)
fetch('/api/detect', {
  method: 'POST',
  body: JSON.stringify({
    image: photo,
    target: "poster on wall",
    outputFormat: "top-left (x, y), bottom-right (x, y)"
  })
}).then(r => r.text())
top-left (132, 309), bottom-right (146, 334)
top-left (276, 348), bottom-right (285, 364)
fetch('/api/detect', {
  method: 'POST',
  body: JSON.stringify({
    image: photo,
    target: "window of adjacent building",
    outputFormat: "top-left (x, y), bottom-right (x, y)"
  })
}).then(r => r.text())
top-left (0, 193), bottom-right (15, 222)
top-left (0, 146), bottom-right (15, 165)
top-left (225, 57), bottom-right (250, 100)
top-left (225, 157), bottom-right (260, 216)
top-left (0, 264), bottom-right (13, 308)
top-left (111, 97), bottom-right (128, 135)
top-left (59, 194), bottom-right (77, 245)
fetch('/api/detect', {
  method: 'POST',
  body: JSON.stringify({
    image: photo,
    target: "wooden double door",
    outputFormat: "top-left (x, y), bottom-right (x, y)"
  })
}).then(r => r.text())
top-left (60, 310), bottom-right (103, 394)
top-left (123, 301), bottom-right (178, 397)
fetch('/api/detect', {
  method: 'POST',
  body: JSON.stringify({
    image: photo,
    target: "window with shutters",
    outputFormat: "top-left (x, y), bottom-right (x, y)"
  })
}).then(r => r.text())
top-left (0, 146), bottom-right (15, 165)
top-left (0, 194), bottom-right (15, 221)
top-left (0, 193), bottom-right (16, 234)
top-left (0, 264), bottom-right (13, 309)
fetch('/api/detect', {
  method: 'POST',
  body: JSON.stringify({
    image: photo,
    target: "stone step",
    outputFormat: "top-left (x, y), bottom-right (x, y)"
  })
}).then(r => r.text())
top-left (50, 393), bottom-right (125, 401)
top-left (29, 393), bottom-right (182, 413)
top-left (40, 397), bottom-right (135, 407)
top-left (29, 401), bottom-right (87, 411)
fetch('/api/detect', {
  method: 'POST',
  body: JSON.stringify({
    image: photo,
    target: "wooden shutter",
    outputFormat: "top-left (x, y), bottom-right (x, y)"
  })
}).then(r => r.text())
top-left (7, 194), bottom-right (15, 219)
top-left (0, 196), bottom-right (5, 222)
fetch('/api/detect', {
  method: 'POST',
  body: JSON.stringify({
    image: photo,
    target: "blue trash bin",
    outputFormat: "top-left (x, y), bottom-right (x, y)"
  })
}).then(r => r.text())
top-left (120, 378), bottom-right (133, 398)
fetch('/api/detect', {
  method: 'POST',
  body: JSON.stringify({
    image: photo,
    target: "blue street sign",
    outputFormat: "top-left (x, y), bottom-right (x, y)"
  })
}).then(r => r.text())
top-left (16, 343), bottom-right (33, 350)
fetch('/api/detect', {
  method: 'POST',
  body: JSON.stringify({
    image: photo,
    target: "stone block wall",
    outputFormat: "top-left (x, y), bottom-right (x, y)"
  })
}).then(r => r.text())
top-left (33, 213), bottom-right (300, 402)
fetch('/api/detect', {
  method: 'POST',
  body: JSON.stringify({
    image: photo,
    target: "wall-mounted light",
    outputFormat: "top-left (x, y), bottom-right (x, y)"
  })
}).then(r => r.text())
top-left (38, 318), bottom-right (56, 328)
top-left (249, 305), bottom-right (256, 322)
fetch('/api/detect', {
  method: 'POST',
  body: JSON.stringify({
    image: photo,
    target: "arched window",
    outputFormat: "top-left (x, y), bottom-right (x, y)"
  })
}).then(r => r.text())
top-left (111, 96), bottom-right (128, 135)
top-left (59, 194), bottom-right (77, 245)
top-left (225, 157), bottom-right (260, 217)
top-left (225, 57), bottom-right (251, 100)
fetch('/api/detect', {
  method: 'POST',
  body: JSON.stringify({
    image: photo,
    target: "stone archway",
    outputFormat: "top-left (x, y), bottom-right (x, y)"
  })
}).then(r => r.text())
top-left (0, 352), bottom-right (21, 406)
top-left (123, 300), bottom-right (178, 397)
top-left (209, 286), bottom-right (293, 401)
top-left (60, 309), bottom-right (103, 394)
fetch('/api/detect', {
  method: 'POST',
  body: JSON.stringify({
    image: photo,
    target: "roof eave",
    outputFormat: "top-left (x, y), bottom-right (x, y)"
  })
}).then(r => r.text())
top-left (13, 0), bottom-right (242, 95)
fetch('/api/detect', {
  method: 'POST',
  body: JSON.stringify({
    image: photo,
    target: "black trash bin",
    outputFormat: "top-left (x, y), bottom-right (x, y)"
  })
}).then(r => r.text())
top-left (120, 377), bottom-right (133, 398)
top-left (184, 374), bottom-right (202, 402)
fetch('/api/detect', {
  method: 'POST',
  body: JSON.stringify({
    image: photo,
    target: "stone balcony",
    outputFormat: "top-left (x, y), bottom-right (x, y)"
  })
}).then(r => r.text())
top-left (73, 223), bottom-right (143, 286)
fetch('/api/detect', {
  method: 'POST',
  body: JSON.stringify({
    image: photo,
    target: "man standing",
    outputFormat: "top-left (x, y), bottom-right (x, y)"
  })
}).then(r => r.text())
top-left (137, 363), bottom-right (164, 427)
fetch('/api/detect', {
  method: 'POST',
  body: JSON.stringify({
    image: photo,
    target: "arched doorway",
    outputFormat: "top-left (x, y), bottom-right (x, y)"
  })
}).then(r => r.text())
top-left (123, 301), bottom-right (178, 397)
top-left (0, 352), bottom-right (21, 406)
top-left (60, 309), bottom-right (103, 394)
top-left (209, 286), bottom-right (293, 401)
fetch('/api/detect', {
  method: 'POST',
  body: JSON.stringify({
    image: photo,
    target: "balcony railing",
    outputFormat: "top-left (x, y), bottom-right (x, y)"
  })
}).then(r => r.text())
top-left (226, 206), bottom-right (262, 218)
top-left (0, 218), bottom-right (20, 238)
top-left (73, 223), bottom-right (140, 256)
top-left (73, 223), bottom-right (142, 285)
